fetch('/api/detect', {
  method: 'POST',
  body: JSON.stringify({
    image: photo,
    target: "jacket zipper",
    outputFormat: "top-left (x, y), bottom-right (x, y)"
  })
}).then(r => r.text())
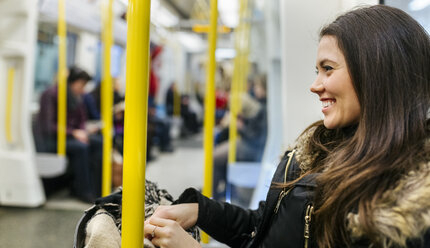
top-left (274, 187), bottom-right (294, 213)
top-left (274, 150), bottom-right (296, 213)
top-left (304, 204), bottom-right (314, 248)
top-left (274, 189), bottom-right (286, 213)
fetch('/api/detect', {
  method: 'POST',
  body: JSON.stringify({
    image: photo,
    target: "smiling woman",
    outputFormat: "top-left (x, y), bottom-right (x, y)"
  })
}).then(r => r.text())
top-left (144, 5), bottom-right (430, 248)
top-left (310, 36), bottom-right (360, 129)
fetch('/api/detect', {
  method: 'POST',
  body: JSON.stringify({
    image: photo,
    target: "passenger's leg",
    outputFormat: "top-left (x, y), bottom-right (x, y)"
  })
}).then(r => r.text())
top-left (212, 141), bottom-right (229, 201)
top-left (147, 117), bottom-right (156, 161)
top-left (66, 139), bottom-right (94, 202)
top-left (89, 134), bottom-right (103, 197)
top-left (158, 120), bottom-right (173, 152)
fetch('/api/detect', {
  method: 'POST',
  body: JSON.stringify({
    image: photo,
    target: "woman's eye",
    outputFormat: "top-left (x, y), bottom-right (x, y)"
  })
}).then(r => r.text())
top-left (323, 65), bottom-right (333, 71)
top-left (315, 69), bottom-right (319, 75)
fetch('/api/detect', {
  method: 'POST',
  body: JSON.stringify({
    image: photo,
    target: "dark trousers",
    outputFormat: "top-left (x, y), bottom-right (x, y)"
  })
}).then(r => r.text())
top-left (66, 134), bottom-right (102, 202)
top-left (213, 142), bottom-right (229, 201)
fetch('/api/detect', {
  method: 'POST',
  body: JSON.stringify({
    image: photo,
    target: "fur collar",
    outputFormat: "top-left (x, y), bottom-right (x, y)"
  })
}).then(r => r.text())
top-left (291, 128), bottom-right (430, 247)
top-left (347, 160), bottom-right (430, 247)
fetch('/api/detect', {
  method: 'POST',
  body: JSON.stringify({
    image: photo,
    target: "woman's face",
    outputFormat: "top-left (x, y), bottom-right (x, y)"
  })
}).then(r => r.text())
top-left (253, 83), bottom-right (266, 99)
top-left (310, 35), bottom-right (360, 129)
top-left (70, 79), bottom-right (87, 96)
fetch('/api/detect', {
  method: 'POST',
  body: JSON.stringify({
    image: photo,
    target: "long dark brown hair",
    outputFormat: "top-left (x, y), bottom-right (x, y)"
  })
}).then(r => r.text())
top-left (296, 5), bottom-right (430, 247)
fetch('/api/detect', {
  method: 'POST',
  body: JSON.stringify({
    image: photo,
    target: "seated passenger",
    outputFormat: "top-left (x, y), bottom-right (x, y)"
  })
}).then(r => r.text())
top-left (83, 77), bottom-right (125, 122)
top-left (180, 94), bottom-right (200, 136)
top-left (215, 86), bottom-right (229, 125)
top-left (213, 76), bottom-right (268, 201)
top-left (36, 66), bottom-right (102, 202)
top-left (83, 78), bottom-right (125, 156)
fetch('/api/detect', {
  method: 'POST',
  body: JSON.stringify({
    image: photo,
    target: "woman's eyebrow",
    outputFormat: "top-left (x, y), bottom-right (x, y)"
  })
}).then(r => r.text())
top-left (318, 58), bottom-right (336, 67)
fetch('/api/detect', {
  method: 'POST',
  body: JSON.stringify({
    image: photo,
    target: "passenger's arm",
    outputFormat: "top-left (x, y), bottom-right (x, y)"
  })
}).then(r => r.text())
top-left (39, 91), bottom-right (58, 135)
top-left (71, 129), bottom-right (88, 144)
top-left (77, 104), bottom-right (87, 130)
top-left (177, 188), bottom-right (265, 247)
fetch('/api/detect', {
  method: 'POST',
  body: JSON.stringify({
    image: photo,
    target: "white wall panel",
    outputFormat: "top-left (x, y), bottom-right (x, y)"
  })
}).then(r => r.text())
top-left (0, 0), bottom-right (45, 207)
top-left (280, 0), bottom-right (377, 147)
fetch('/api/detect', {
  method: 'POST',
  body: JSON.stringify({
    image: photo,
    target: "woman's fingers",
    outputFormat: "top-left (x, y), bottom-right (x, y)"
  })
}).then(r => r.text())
top-left (143, 221), bottom-right (158, 240)
top-left (149, 203), bottom-right (198, 229)
top-left (143, 217), bottom-right (200, 248)
top-left (149, 216), bottom-right (173, 227)
top-left (150, 207), bottom-right (175, 221)
top-left (144, 217), bottom-right (176, 242)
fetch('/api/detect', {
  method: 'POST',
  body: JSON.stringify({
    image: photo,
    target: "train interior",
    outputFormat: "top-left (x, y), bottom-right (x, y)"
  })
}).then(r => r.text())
top-left (0, 0), bottom-right (429, 247)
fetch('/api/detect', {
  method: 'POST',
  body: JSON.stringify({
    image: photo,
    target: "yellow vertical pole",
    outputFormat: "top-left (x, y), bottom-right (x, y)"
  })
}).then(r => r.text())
top-left (202, 0), bottom-right (218, 244)
top-left (173, 85), bottom-right (181, 117)
top-left (101, 0), bottom-right (113, 197)
top-left (228, 56), bottom-right (240, 164)
top-left (57, 0), bottom-right (67, 156)
top-left (121, 0), bottom-right (151, 247)
top-left (5, 67), bottom-right (15, 144)
top-left (240, 0), bottom-right (251, 94)
top-left (228, 0), bottom-right (250, 164)
top-left (238, 0), bottom-right (250, 96)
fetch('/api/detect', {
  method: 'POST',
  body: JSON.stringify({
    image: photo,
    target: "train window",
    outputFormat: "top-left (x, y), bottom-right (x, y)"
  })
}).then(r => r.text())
top-left (34, 28), bottom-right (77, 97)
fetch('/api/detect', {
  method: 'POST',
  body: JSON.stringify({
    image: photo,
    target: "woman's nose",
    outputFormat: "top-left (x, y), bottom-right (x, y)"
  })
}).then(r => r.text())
top-left (310, 78), bottom-right (324, 94)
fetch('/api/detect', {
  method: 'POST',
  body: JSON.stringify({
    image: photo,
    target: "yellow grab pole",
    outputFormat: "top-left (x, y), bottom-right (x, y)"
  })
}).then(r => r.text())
top-left (228, 0), bottom-right (250, 164)
top-left (121, 0), bottom-right (151, 247)
top-left (173, 86), bottom-right (181, 117)
top-left (57, 0), bottom-right (67, 156)
top-left (238, 0), bottom-right (250, 96)
top-left (202, 0), bottom-right (218, 244)
top-left (5, 67), bottom-right (15, 144)
top-left (240, 14), bottom-right (250, 94)
top-left (228, 58), bottom-right (239, 164)
top-left (101, 0), bottom-right (113, 197)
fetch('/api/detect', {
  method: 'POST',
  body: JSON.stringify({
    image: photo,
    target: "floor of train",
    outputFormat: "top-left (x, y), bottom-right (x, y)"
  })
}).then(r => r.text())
top-left (0, 133), bottom-right (228, 248)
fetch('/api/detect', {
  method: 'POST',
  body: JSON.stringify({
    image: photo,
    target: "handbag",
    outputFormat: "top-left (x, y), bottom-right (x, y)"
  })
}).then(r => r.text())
top-left (73, 180), bottom-right (200, 248)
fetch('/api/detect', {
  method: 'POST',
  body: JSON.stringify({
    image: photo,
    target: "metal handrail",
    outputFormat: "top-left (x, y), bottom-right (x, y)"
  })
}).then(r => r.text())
top-left (121, 0), bottom-right (151, 246)
top-left (101, 0), bottom-right (114, 197)
top-left (228, 0), bottom-right (252, 165)
top-left (57, 0), bottom-right (67, 156)
top-left (201, 0), bottom-right (218, 244)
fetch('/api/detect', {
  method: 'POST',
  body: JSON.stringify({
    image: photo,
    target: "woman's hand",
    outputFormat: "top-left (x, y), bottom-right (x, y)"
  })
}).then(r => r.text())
top-left (237, 118), bottom-right (244, 130)
top-left (144, 217), bottom-right (201, 248)
top-left (149, 203), bottom-right (198, 230)
top-left (72, 129), bottom-right (88, 144)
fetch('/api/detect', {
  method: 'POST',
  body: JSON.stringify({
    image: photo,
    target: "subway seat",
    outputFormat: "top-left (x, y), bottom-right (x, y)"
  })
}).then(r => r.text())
top-left (227, 162), bottom-right (261, 188)
top-left (36, 153), bottom-right (67, 178)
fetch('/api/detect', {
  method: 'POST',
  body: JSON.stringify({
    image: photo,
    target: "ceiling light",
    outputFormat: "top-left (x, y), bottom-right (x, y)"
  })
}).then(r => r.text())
top-left (218, 0), bottom-right (239, 28)
top-left (409, 0), bottom-right (430, 11)
top-left (176, 32), bottom-right (205, 53)
top-left (216, 48), bottom-right (236, 60)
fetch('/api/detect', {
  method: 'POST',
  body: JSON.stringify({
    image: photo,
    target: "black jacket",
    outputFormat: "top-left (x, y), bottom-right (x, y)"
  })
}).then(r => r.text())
top-left (177, 148), bottom-right (430, 248)
top-left (177, 150), bottom-right (317, 248)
